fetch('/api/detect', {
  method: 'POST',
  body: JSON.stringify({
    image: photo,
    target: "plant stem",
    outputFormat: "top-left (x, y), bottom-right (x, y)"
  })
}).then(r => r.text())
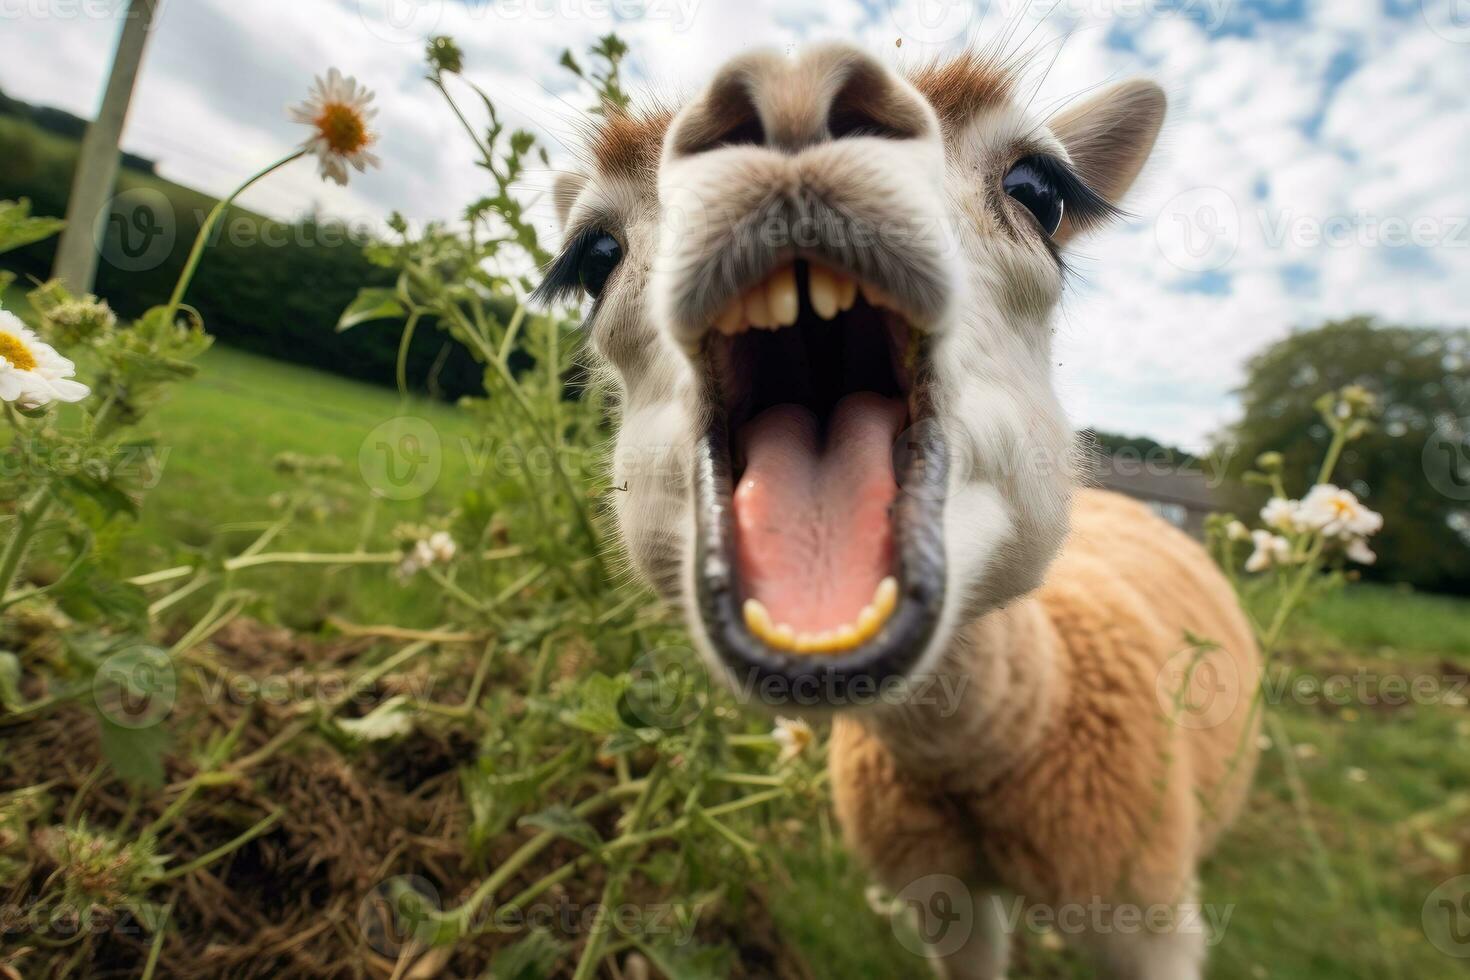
top-left (395, 310), bottom-right (422, 399)
top-left (0, 484), bottom-right (53, 599)
top-left (153, 808), bottom-right (283, 882)
top-left (571, 761), bottom-right (666, 980)
top-left (163, 149), bottom-right (307, 323)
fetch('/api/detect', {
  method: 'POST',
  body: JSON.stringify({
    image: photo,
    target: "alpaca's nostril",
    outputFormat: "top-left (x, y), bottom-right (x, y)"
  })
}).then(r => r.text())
top-left (671, 74), bottom-right (766, 157)
top-left (826, 63), bottom-right (928, 142)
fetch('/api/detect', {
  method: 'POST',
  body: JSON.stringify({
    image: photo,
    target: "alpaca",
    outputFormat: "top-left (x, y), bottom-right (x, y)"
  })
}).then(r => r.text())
top-left (536, 43), bottom-right (1261, 980)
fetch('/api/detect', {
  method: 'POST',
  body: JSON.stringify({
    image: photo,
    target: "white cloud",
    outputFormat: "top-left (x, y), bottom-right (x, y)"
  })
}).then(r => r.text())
top-left (0, 0), bottom-right (1464, 451)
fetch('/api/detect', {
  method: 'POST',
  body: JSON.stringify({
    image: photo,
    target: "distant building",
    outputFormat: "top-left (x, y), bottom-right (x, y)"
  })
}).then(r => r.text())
top-left (1093, 463), bottom-right (1220, 538)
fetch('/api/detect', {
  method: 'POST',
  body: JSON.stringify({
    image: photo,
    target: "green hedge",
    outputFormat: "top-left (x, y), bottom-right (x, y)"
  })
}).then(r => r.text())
top-left (0, 114), bottom-right (483, 398)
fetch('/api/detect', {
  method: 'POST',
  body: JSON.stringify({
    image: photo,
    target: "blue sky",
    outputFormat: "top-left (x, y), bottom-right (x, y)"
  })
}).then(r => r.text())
top-left (2, 0), bottom-right (1466, 449)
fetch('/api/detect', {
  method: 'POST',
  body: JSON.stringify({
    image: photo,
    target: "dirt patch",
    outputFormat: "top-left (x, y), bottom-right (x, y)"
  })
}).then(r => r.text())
top-left (1, 619), bottom-right (805, 978)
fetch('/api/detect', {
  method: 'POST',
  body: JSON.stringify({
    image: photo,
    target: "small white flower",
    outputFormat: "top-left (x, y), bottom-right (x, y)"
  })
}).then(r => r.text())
top-left (1260, 497), bottom-right (1300, 533)
top-left (1344, 537), bottom-right (1376, 565)
top-left (427, 531), bottom-right (457, 563)
top-left (1245, 530), bottom-right (1293, 573)
top-left (1296, 485), bottom-right (1383, 539)
top-left (772, 716), bottom-right (814, 765)
top-left (1225, 520), bottom-right (1251, 541)
top-left (1345, 766), bottom-right (1368, 784)
top-left (396, 532), bottom-right (456, 580)
top-left (0, 309), bottom-right (90, 409)
top-left (289, 68), bottom-right (381, 186)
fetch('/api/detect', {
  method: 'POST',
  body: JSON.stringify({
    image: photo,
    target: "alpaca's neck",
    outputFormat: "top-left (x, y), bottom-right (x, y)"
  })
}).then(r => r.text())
top-left (860, 595), bottom-right (1068, 790)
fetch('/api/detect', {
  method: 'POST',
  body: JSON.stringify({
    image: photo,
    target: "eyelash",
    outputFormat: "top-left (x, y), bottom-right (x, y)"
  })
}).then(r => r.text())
top-left (530, 224), bottom-right (607, 307)
top-left (1020, 154), bottom-right (1123, 237)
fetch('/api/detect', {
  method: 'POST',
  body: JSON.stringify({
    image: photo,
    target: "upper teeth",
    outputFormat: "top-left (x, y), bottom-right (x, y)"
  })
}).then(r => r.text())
top-left (713, 264), bottom-right (868, 336)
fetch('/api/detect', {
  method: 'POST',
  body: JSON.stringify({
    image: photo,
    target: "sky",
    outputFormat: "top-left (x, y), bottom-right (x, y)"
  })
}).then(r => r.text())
top-left (1, 0), bottom-right (1466, 451)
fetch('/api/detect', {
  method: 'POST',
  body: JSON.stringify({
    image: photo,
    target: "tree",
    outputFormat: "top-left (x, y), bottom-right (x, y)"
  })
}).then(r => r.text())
top-left (1214, 317), bottom-right (1470, 594)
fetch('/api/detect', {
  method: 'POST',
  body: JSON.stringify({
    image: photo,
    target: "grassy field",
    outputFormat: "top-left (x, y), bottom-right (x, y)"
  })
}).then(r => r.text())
top-left (11, 335), bottom-right (1470, 977)
top-left (120, 345), bottom-right (486, 627)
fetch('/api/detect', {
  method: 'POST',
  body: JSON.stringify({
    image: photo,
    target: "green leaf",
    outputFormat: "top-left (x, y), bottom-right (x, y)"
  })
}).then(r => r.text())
top-left (558, 673), bottom-right (629, 735)
top-left (337, 287), bottom-right (406, 332)
top-left (54, 568), bottom-right (149, 630)
top-left (98, 718), bottom-right (169, 788)
top-left (0, 199), bottom-right (65, 256)
top-left (518, 804), bottom-right (601, 851)
top-left (487, 927), bottom-right (568, 979)
top-left (0, 651), bottom-right (21, 710)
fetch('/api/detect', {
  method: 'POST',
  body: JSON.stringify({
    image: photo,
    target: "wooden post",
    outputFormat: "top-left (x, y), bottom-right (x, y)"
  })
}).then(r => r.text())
top-left (51, 0), bottom-right (160, 292)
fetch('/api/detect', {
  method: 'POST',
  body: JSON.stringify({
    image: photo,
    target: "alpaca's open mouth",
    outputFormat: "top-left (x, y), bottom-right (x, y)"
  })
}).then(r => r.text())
top-left (692, 259), bottom-right (948, 702)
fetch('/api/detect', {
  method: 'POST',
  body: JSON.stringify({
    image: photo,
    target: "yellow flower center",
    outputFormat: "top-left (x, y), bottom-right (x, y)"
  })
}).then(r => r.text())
top-left (0, 330), bottom-right (37, 372)
top-left (315, 103), bottom-right (371, 155)
top-left (1330, 499), bottom-right (1353, 516)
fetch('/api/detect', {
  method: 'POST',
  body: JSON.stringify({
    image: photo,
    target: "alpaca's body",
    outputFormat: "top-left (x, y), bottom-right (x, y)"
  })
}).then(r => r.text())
top-left (831, 489), bottom-right (1260, 977)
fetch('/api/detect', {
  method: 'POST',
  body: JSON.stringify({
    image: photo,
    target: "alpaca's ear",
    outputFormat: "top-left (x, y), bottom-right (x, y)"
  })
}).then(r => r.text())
top-left (1049, 79), bottom-right (1165, 238)
top-left (552, 171), bottom-right (587, 230)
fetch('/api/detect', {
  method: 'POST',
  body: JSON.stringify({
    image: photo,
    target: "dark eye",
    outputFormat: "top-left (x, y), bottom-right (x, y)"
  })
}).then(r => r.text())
top-left (1003, 158), bottom-right (1065, 237)
top-left (578, 231), bottom-right (623, 298)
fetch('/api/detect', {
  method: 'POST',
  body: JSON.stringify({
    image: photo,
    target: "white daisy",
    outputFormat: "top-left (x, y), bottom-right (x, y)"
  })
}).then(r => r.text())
top-left (1260, 497), bottom-right (1300, 533)
top-left (0, 309), bottom-right (89, 409)
top-left (427, 531), bottom-right (457, 563)
top-left (1344, 537), bottom-right (1376, 565)
top-left (288, 68), bottom-right (381, 186)
top-left (1296, 485), bottom-right (1383, 539)
top-left (772, 716), bottom-right (814, 765)
top-left (1245, 530), bottom-right (1293, 573)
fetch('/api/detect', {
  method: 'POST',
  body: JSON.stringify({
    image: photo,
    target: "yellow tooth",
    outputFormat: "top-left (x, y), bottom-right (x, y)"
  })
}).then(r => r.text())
top-left (768, 265), bottom-right (798, 326)
top-left (808, 265), bottom-right (839, 320)
top-left (837, 275), bottom-right (858, 312)
top-left (873, 576), bottom-right (899, 620)
top-left (860, 282), bottom-right (894, 311)
top-left (745, 578), bottom-right (902, 655)
top-left (715, 302), bottom-right (744, 336)
top-left (743, 598), bottom-right (773, 639)
top-left (745, 287), bottom-right (773, 328)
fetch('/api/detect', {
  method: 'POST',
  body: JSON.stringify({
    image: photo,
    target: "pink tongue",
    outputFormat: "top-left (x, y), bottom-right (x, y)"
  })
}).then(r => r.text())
top-left (732, 393), bottom-right (906, 634)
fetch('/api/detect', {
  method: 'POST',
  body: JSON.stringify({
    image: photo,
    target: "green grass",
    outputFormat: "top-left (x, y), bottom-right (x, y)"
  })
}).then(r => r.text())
top-left (28, 342), bottom-right (1470, 977)
top-left (121, 345), bottom-right (485, 627)
top-left (1285, 581), bottom-right (1470, 660)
